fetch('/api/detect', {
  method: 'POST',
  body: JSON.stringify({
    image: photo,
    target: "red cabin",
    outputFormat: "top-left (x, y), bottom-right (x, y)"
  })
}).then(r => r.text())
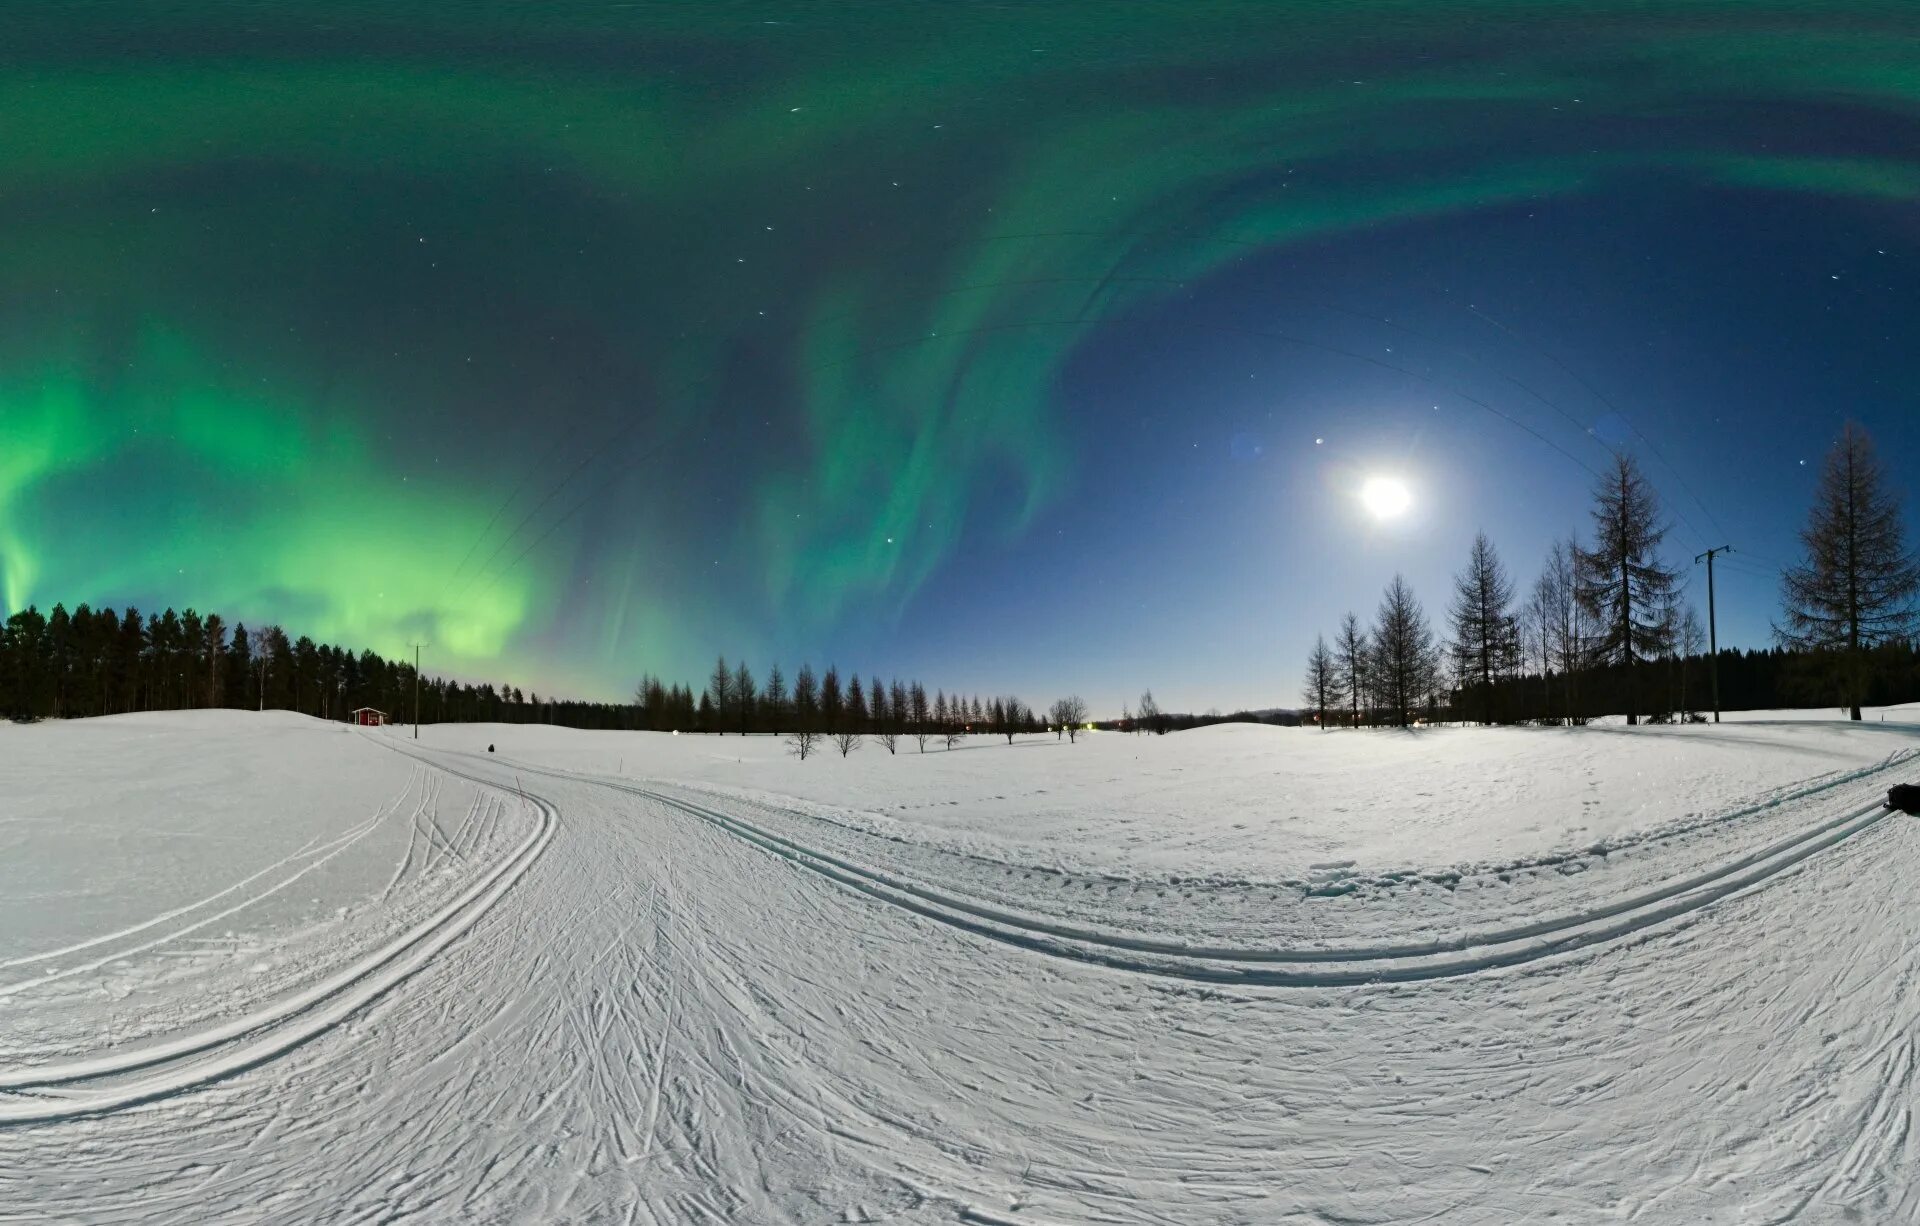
top-left (352, 707), bottom-right (387, 727)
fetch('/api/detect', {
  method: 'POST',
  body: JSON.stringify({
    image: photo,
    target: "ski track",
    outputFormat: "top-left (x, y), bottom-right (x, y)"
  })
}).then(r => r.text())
top-left (0, 773), bottom-right (432, 1004)
top-left (468, 751), bottom-right (1911, 987)
top-left (0, 767), bottom-right (431, 975)
top-left (0, 760), bottom-right (554, 1119)
top-left (1, 731), bottom-right (1916, 1223)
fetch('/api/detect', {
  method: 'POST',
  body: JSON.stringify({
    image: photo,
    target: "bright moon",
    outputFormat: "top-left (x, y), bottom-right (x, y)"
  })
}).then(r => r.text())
top-left (1360, 474), bottom-right (1413, 520)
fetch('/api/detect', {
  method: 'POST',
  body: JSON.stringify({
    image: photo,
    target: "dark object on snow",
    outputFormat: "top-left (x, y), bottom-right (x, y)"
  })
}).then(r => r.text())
top-left (1890, 784), bottom-right (1920, 815)
top-left (488, 744), bottom-right (495, 754)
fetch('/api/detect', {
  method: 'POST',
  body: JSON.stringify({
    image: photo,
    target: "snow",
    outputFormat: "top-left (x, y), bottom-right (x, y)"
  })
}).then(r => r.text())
top-left (417, 714), bottom-right (1920, 875)
top-left (0, 711), bottom-right (540, 1072)
top-left (3, 708), bottom-right (1918, 1222)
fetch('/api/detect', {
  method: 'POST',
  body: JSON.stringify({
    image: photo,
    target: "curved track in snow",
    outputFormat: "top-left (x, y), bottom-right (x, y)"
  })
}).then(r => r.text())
top-left (488, 752), bottom-right (1910, 987)
top-left (0, 762), bottom-right (554, 1124)
top-left (3, 729), bottom-right (1916, 1224)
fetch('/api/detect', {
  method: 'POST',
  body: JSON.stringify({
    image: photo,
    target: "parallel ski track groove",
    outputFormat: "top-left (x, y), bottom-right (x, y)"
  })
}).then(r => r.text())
top-left (485, 752), bottom-right (1909, 988)
top-left (0, 751), bottom-right (556, 1124)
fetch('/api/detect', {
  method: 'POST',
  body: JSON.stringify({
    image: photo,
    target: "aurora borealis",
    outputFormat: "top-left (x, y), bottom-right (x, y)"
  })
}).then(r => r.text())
top-left (4, 3), bottom-right (1917, 705)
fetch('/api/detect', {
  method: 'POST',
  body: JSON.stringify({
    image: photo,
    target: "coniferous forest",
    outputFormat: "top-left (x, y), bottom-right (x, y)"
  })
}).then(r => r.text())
top-left (0, 605), bottom-right (1047, 752)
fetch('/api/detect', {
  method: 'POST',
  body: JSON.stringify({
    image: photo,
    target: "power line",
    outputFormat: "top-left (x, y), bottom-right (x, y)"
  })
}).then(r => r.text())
top-left (1464, 305), bottom-right (1729, 546)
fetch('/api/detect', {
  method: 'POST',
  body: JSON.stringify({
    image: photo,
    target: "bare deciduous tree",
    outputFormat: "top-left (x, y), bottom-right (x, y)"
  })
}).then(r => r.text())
top-left (1334, 613), bottom-right (1368, 728)
top-left (1302, 635), bottom-right (1342, 730)
top-left (1576, 455), bottom-right (1681, 725)
top-left (1051, 695), bottom-right (1089, 742)
top-left (1777, 422), bottom-right (1920, 720)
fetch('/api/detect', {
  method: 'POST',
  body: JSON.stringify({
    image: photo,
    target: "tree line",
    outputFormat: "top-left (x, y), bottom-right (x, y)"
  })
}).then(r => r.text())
top-left (1303, 424), bottom-right (1919, 727)
top-left (0, 608), bottom-right (1097, 759)
top-left (0, 606), bottom-right (632, 728)
top-left (634, 661), bottom-right (1091, 759)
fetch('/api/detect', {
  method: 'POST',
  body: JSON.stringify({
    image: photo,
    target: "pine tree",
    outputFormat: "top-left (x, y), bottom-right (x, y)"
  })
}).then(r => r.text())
top-left (1448, 532), bottom-right (1517, 725)
top-left (1577, 454), bottom-right (1681, 725)
top-left (1370, 575), bottom-right (1440, 728)
top-left (202, 612), bottom-right (226, 708)
top-left (1777, 422), bottom-right (1920, 719)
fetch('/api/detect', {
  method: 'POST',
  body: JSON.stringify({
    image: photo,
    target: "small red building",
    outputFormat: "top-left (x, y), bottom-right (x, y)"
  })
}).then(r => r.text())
top-left (352, 707), bottom-right (387, 727)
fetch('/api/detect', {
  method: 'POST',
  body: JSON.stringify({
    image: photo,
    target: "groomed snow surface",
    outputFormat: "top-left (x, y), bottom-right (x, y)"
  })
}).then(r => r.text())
top-left (3, 708), bottom-right (1918, 1223)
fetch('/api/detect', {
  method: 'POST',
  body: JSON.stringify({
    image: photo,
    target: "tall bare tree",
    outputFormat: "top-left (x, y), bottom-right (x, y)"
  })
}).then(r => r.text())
top-left (1051, 695), bottom-right (1089, 742)
top-left (1532, 537), bottom-right (1585, 724)
top-left (763, 663), bottom-right (788, 733)
top-left (1334, 612), bottom-right (1368, 728)
top-left (1577, 455), bottom-right (1680, 724)
top-left (1678, 604), bottom-right (1705, 719)
top-left (1135, 689), bottom-right (1163, 735)
top-left (732, 660), bottom-right (756, 734)
top-left (707, 655), bottom-right (734, 734)
top-left (910, 682), bottom-right (931, 751)
top-left (1777, 422), bottom-right (1920, 720)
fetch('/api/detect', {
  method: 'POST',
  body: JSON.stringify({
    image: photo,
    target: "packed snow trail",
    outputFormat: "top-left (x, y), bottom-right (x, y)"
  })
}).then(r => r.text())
top-left (4, 739), bottom-right (1918, 1223)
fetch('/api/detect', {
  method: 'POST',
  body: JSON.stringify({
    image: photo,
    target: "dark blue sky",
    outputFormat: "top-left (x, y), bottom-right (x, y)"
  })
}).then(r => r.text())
top-left (3, 3), bottom-right (1915, 710)
top-left (830, 182), bottom-right (1916, 711)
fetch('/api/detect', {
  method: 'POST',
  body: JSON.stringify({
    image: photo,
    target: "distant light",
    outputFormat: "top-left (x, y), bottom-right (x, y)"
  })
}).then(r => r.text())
top-left (1360, 474), bottom-right (1413, 521)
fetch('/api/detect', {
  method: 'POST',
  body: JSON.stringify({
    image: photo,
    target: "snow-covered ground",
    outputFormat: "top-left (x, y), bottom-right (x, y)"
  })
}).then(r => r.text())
top-left (0, 712), bottom-right (541, 1072)
top-left (3, 708), bottom-right (1917, 1222)
top-left (415, 710), bottom-right (1920, 874)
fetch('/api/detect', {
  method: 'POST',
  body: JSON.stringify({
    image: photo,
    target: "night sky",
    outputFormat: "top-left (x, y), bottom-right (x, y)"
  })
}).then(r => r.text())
top-left (4, 3), bottom-right (1916, 710)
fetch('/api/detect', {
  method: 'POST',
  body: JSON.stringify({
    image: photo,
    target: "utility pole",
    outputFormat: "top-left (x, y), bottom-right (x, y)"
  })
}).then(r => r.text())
top-left (1694, 546), bottom-right (1733, 723)
top-left (410, 642), bottom-right (427, 740)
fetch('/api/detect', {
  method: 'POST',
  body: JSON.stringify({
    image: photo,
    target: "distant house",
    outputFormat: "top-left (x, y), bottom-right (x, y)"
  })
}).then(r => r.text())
top-left (352, 707), bottom-right (387, 727)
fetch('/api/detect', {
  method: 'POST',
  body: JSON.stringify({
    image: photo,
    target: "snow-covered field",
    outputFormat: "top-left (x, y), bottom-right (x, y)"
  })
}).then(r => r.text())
top-left (3, 707), bottom-right (1917, 1222)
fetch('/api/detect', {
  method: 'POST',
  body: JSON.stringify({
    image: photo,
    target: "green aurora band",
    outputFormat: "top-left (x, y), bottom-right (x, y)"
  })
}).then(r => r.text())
top-left (2, 2), bottom-right (1916, 692)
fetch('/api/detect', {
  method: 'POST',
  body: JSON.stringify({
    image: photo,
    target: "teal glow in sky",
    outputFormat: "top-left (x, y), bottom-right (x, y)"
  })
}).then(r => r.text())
top-left (3, 2), bottom-right (1916, 706)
